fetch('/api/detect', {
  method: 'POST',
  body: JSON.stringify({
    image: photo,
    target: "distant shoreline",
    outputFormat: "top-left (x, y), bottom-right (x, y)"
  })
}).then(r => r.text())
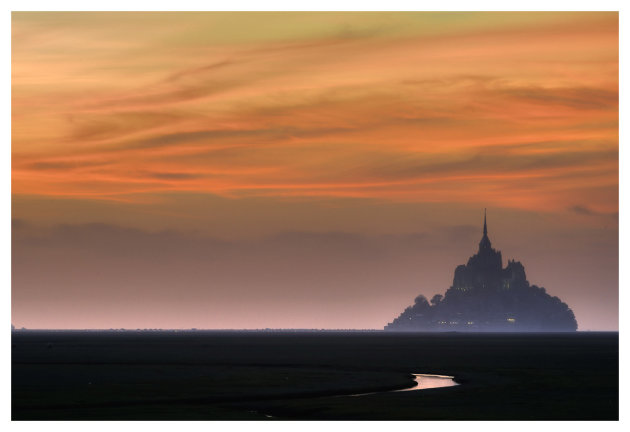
top-left (11, 328), bottom-right (618, 334)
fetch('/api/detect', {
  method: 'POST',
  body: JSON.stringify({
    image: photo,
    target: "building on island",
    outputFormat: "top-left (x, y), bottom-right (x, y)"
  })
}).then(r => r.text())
top-left (385, 210), bottom-right (578, 332)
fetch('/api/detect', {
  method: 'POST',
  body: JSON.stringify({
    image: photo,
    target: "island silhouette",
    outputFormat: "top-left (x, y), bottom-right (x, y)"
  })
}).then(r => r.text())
top-left (385, 210), bottom-right (578, 332)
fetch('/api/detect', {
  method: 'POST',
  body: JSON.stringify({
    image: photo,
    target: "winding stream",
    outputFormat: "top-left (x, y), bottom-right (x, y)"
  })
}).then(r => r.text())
top-left (349, 373), bottom-right (458, 396)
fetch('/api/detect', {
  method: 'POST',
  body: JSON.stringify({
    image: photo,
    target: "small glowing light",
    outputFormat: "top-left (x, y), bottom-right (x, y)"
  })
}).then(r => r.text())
top-left (467, 321), bottom-right (474, 325)
top-left (507, 318), bottom-right (516, 322)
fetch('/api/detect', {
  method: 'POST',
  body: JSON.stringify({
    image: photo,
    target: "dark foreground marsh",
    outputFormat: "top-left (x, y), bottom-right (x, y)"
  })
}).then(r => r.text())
top-left (12, 331), bottom-right (618, 420)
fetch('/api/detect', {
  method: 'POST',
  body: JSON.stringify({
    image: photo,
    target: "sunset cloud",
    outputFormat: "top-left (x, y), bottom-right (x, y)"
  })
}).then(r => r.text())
top-left (13, 12), bottom-right (617, 213)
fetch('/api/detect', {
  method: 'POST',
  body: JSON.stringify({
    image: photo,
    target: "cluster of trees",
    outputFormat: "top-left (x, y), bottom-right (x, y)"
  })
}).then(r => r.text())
top-left (387, 282), bottom-right (577, 332)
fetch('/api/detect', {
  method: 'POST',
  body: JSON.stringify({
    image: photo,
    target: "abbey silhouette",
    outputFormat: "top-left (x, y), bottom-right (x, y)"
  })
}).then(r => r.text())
top-left (385, 210), bottom-right (578, 332)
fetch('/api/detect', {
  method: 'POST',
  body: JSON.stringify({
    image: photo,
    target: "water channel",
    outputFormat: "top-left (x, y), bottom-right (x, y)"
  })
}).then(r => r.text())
top-left (350, 373), bottom-right (458, 396)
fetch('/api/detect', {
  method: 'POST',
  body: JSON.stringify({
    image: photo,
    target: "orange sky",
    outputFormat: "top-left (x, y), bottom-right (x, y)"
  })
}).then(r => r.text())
top-left (11, 12), bottom-right (619, 330)
top-left (12, 12), bottom-right (618, 211)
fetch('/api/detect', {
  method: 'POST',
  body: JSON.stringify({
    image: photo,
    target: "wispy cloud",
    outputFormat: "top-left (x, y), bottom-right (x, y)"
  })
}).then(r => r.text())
top-left (12, 12), bottom-right (618, 215)
top-left (568, 205), bottom-right (618, 220)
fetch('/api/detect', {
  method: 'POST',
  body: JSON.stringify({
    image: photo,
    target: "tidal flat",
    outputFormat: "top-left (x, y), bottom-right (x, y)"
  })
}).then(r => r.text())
top-left (12, 330), bottom-right (618, 420)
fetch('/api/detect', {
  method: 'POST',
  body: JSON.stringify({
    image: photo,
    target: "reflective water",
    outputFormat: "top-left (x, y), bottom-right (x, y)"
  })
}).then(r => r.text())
top-left (393, 373), bottom-right (458, 391)
top-left (349, 373), bottom-right (458, 396)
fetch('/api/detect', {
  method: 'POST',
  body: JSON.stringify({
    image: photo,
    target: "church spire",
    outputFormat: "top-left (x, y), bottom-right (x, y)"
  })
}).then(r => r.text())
top-left (483, 208), bottom-right (487, 236)
top-left (479, 208), bottom-right (492, 251)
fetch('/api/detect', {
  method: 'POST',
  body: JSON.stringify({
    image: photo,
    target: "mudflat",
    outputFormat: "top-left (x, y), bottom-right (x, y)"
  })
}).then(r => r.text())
top-left (12, 331), bottom-right (618, 420)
